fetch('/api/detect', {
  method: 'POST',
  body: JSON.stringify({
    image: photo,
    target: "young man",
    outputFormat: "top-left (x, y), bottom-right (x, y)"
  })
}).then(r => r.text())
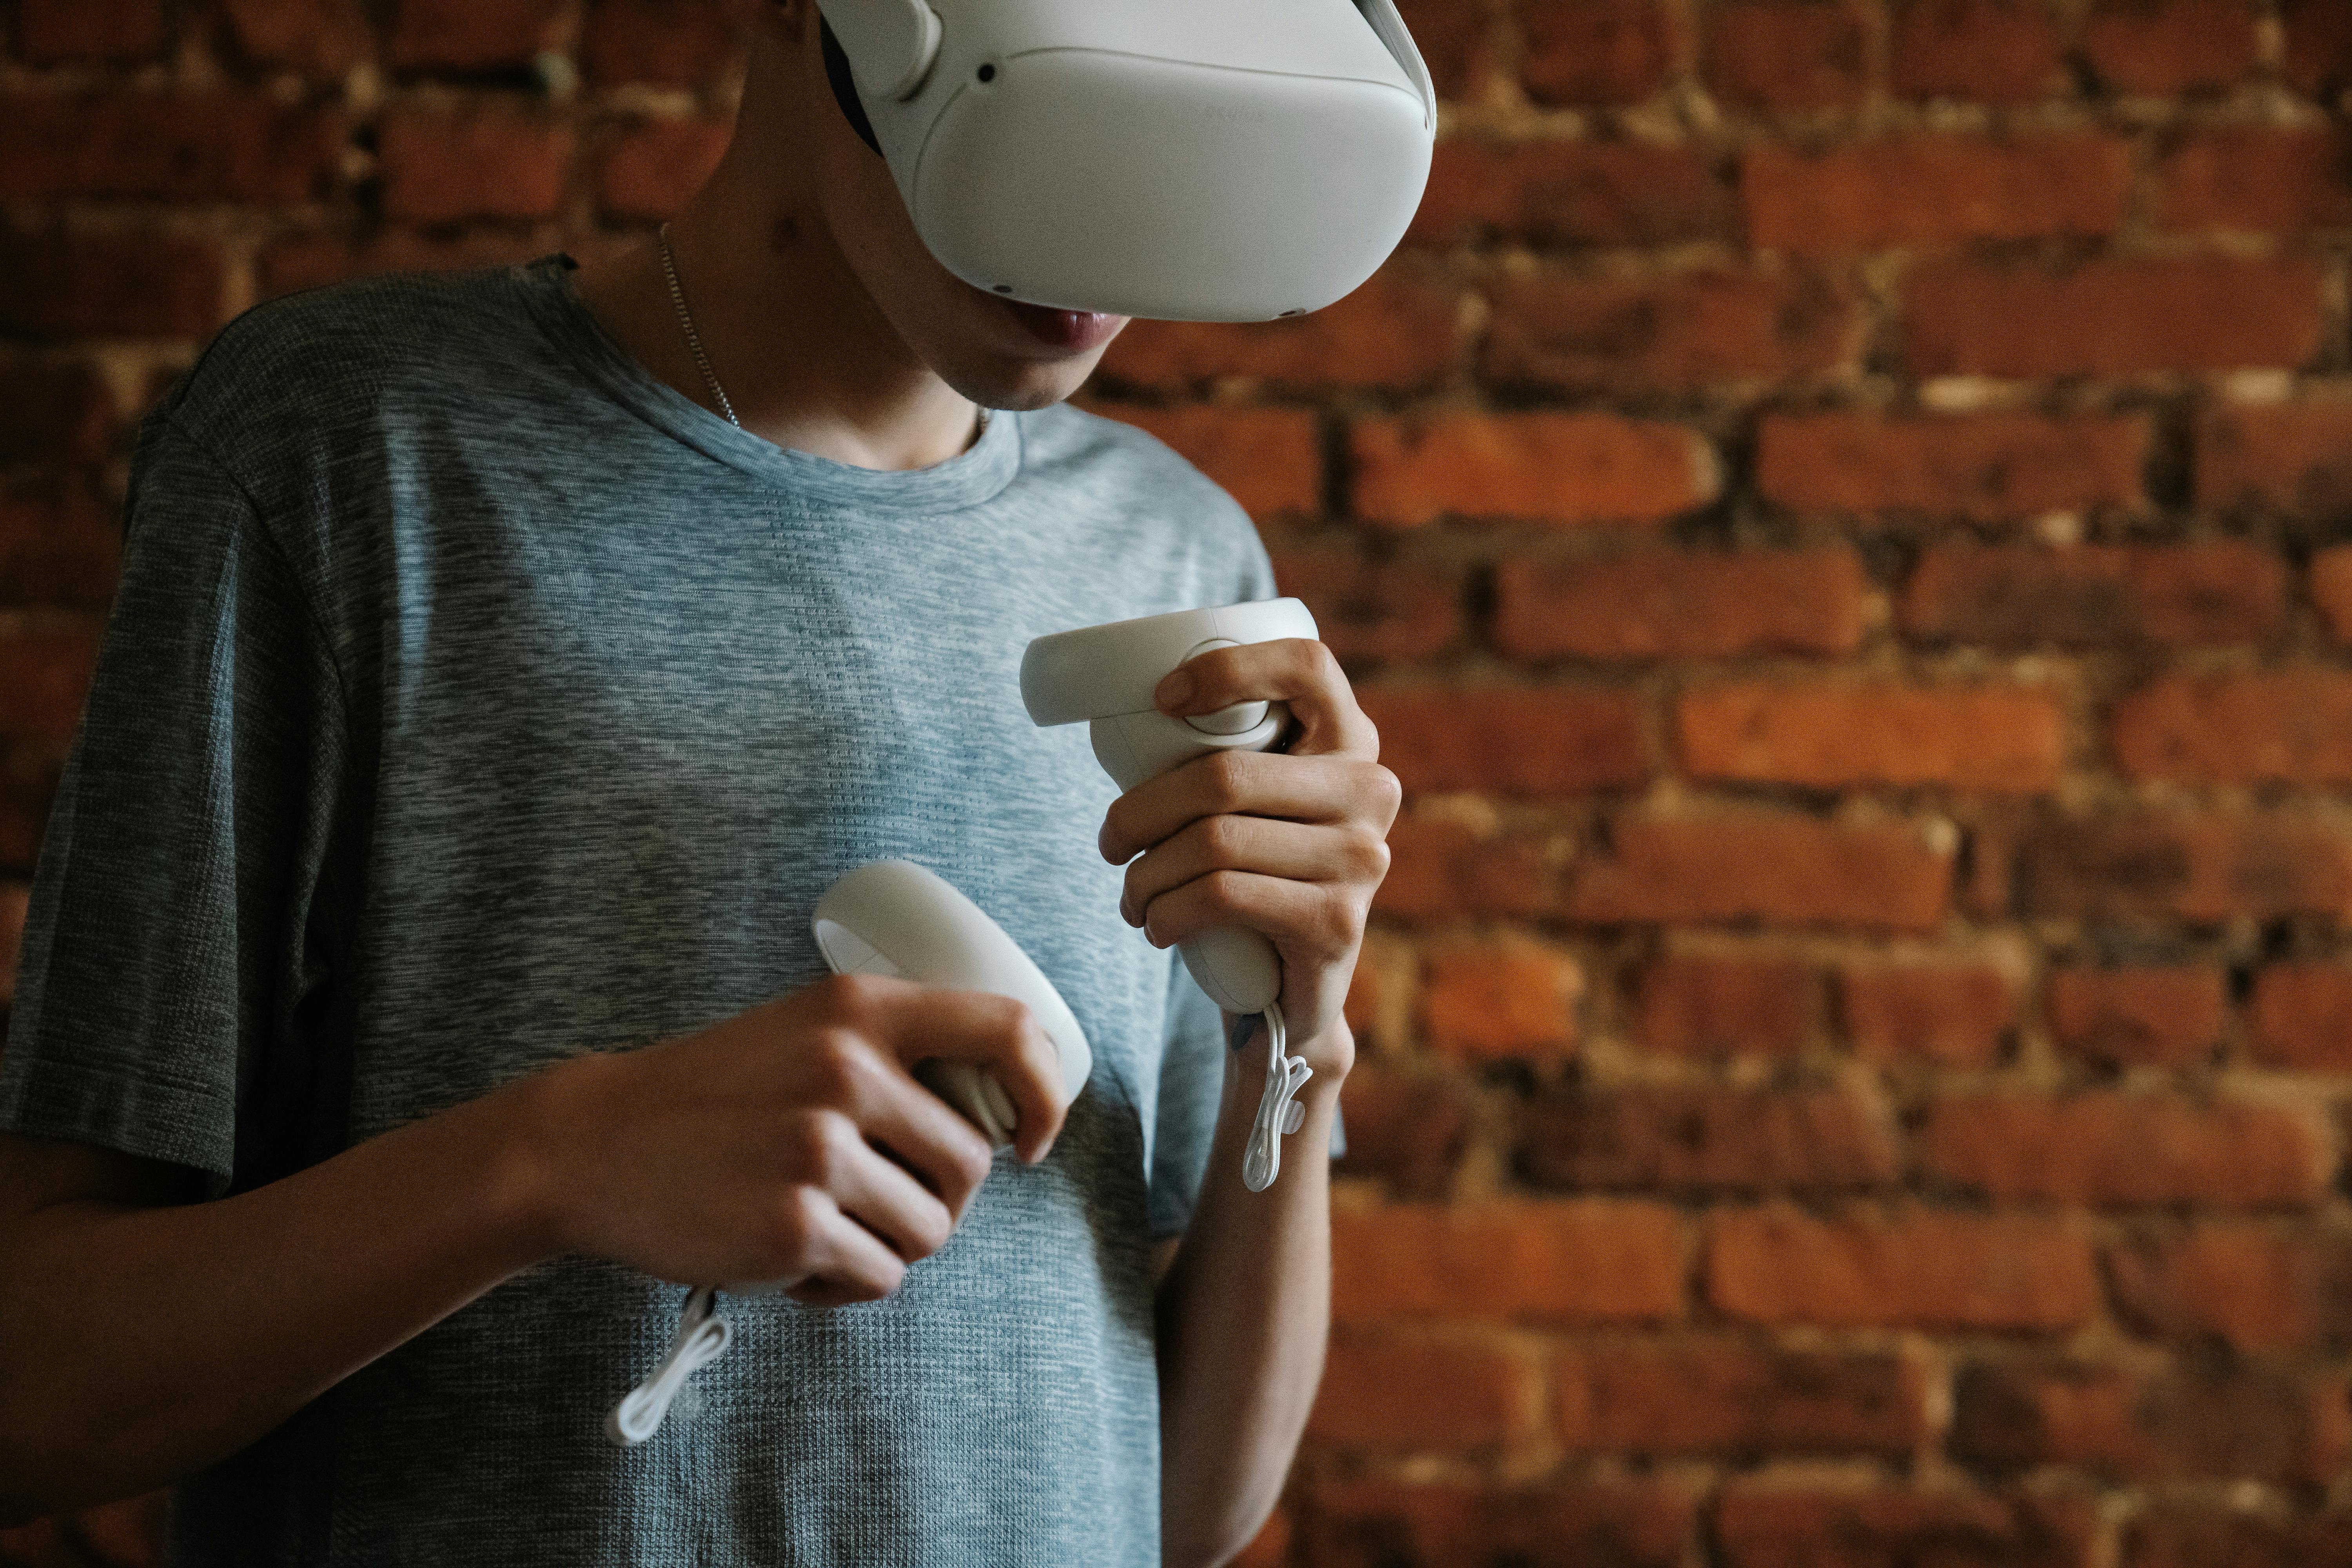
top-left (0, 0), bottom-right (1399, 1563)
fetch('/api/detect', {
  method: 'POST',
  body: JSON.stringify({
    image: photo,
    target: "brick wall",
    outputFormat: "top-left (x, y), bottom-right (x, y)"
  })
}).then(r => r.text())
top-left (6, 1), bottom-right (2352, 1565)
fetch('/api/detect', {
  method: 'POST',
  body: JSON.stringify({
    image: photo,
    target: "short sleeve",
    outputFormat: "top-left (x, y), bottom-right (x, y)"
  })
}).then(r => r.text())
top-left (0, 419), bottom-right (349, 1198)
top-left (1147, 950), bottom-right (1230, 1241)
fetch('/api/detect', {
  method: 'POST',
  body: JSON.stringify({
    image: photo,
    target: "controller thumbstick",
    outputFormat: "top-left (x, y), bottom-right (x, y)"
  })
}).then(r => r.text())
top-left (1178, 639), bottom-right (1270, 737)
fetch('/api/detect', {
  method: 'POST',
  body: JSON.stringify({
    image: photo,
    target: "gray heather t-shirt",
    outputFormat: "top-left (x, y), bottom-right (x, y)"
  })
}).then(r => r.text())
top-left (0, 256), bottom-right (1274, 1566)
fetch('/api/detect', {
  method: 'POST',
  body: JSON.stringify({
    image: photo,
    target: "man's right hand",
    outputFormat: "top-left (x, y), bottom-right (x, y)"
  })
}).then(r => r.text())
top-left (515, 973), bottom-right (1068, 1306)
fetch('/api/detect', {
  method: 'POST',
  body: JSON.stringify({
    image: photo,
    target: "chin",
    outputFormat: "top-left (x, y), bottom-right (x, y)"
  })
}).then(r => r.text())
top-left (940, 350), bottom-right (1109, 413)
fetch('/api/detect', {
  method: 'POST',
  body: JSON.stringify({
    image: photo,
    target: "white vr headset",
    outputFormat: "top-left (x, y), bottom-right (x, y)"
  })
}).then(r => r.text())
top-left (814, 0), bottom-right (1436, 323)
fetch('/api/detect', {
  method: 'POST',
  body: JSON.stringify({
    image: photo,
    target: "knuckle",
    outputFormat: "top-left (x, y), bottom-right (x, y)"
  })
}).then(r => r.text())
top-left (805, 1028), bottom-right (867, 1099)
top-left (1318, 886), bottom-right (1362, 949)
top-left (1201, 812), bottom-right (1252, 863)
top-left (1365, 763), bottom-right (1403, 818)
top-left (1205, 868), bottom-right (1252, 916)
top-left (1347, 827), bottom-right (1391, 880)
top-left (768, 1185), bottom-right (826, 1258)
top-left (1203, 749), bottom-right (1252, 809)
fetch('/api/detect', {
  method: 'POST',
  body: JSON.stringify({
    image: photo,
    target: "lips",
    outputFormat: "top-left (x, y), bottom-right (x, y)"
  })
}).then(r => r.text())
top-left (1001, 298), bottom-right (1127, 352)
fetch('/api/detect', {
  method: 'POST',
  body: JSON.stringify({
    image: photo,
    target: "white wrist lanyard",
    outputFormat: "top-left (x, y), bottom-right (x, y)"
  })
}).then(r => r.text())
top-left (1241, 999), bottom-right (1313, 1193)
top-left (606, 1000), bottom-right (1314, 1446)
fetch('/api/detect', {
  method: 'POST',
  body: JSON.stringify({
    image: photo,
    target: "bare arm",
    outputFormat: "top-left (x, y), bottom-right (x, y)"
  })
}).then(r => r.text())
top-left (1098, 633), bottom-right (1395, 1568)
top-left (0, 976), bottom-right (1058, 1523)
top-left (1153, 1014), bottom-right (1347, 1568)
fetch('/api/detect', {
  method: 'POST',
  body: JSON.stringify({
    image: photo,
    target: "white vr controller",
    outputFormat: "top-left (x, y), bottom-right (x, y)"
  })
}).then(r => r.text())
top-left (810, 858), bottom-right (1092, 1149)
top-left (1020, 598), bottom-right (1318, 1016)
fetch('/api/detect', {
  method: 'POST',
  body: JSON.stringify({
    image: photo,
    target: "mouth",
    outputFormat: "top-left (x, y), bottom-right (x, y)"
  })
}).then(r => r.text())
top-left (999, 297), bottom-right (1127, 352)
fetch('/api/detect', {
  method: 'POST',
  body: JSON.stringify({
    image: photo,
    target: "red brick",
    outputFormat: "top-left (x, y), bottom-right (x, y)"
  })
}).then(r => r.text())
top-left (1352, 412), bottom-right (1717, 527)
top-left (1761, 411), bottom-right (2147, 520)
top-left (1556, 1340), bottom-right (1926, 1456)
top-left (1398, 0), bottom-right (1495, 100)
top-left (1333, 1200), bottom-right (1684, 1322)
top-left (378, 107), bottom-right (576, 224)
top-left (0, 630), bottom-right (99, 742)
top-left (1423, 941), bottom-right (1583, 1060)
top-left (2046, 967), bottom-right (2227, 1067)
top-left (2125, 1504), bottom-right (2352, 1568)
top-left (1746, 136), bottom-right (2130, 253)
top-left (1635, 952), bottom-right (1816, 1056)
top-left (1840, 961), bottom-right (2018, 1065)
top-left (0, 233), bottom-right (230, 343)
top-left (584, 0), bottom-right (747, 87)
top-left (1703, 0), bottom-right (1867, 110)
top-left (260, 229), bottom-right (552, 298)
top-left (1906, 258), bottom-right (2327, 377)
top-left (1099, 267), bottom-right (1458, 392)
top-left (1901, 542), bottom-right (2288, 648)
top-left (1565, 814), bottom-right (1954, 931)
top-left (1679, 684), bottom-right (2065, 792)
top-left (1716, 1484), bottom-right (2098, 1568)
top-left (0, 742), bottom-right (65, 873)
top-left (1952, 1359), bottom-right (2350, 1482)
top-left (1230, 1509), bottom-right (1289, 1568)
top-left (1497, 548), bottom-right (1868, 662)
top-left (1410, 140), bottom-right (1730, 250)
top-left (2285, 0), bottom-right (2352, 99)
top-left (2012, 812), bottom-right (2352, 922)
top-left (17, 0), bottom-right (165, 62)
top-left (1376, 816), bottom-right (1564, 918)
top-left (224, 0), bottom-right (372, 76)
top-left (2158, 125), bottom-right (2352, 234)
top-left (1267, 546), bottom-right (1459, 664)
top-left (390, 0), bottom-right (576, 68)
top-left (2198, 401), bottom-right (2352, 517)
top-left (1310, 1479), bottom-right (1695, 1568)
top-left (2082, 0), bottom-right (2258, 96)
top-left (2109, 1223), bottom-right (2352, 1350)
top-left (0, 359), bottom-right (115, 466)
top-left (0, 880), bottom-right (27, 1007)
top-left (1361, 687), bottom-right (1646, 794)
top-left (1922, 1093), bottom-right (2332, 1207)
top-left (1522, 1083), bottom-right (1898, 1191)
top-left (1309, 1329), bottom-right (1545, 1449)
top-left (1109, 406), bottom-right (1319, 519)
top-left (2116, 670), bottom-right (2352, 784)
top-left (1486, 270), bottom-right (1865, 392)
top-left (0, 96), bottom-right (345, 205)
top-left (1708, 1205), bottom-right (2100, 1329)
top-left (0, 479), bottom-right (120, 612)
top-left (597, 117), bottom-right (730, 221)
top-left (1891, 0), bottom-right (2069, 102)
top-left (2251, 964), bottom-right (2352, 1071)
top-left (1332, 1065), bottom-right (1472, 1196)
top-left (1520, 0), bottom-right (1675, 107)
top-left (2317, 547), bottom-right (2352, 643)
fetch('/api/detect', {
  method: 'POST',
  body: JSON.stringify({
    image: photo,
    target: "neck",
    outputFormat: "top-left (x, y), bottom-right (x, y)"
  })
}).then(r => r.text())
top-left (577, 109), bottom-right (980, 471)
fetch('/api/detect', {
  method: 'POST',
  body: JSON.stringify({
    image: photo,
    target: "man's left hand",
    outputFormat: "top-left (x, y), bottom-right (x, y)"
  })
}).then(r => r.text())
top-left (1096, 637), bottom-right (1398, 1070)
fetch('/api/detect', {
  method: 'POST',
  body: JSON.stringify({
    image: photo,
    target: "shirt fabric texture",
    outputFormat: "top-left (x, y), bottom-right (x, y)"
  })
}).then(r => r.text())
top-left (0, 255), bottom-right (1276, 1566)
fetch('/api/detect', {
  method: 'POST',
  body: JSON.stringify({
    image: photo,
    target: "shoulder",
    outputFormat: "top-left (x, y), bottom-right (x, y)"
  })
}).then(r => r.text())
top-left (155, 262), bottom-right (561, 477)
top-left (1016, 403), bottom-right (1271, 586)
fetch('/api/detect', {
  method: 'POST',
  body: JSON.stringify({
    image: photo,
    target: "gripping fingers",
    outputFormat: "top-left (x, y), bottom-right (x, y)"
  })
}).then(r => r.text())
top-left (776, 1187), bottom-right (907, 1304)
top-left (1141, 868), bottom-right (1358, 962)
top-left (872, 988), bottom-right (1069, 1166)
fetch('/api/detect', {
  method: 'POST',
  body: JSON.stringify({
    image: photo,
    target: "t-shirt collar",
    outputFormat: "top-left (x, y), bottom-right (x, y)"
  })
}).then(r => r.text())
top-left (514, 253), bottom-right (1022, 516)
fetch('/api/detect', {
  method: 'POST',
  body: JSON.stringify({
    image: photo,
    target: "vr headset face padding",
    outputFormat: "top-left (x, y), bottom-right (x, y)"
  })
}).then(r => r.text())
top-left (815, 0), bottom-right (1435, 324)
top-left (820, 17), bottom-right (884, 157)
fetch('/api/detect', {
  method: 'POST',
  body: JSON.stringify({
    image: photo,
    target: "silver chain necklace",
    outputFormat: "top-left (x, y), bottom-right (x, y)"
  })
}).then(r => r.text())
top-left (655, 221), bottom-right (988, 439)
top-left (657, 221), bottom-right (739, 427)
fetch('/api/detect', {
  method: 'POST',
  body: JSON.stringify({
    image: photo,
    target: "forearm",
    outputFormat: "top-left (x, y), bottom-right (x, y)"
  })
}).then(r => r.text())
top-left (0, 1074), bottom-right (560, 1520)
top-left (1155, 1016), bottom-right (1344, 1568)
